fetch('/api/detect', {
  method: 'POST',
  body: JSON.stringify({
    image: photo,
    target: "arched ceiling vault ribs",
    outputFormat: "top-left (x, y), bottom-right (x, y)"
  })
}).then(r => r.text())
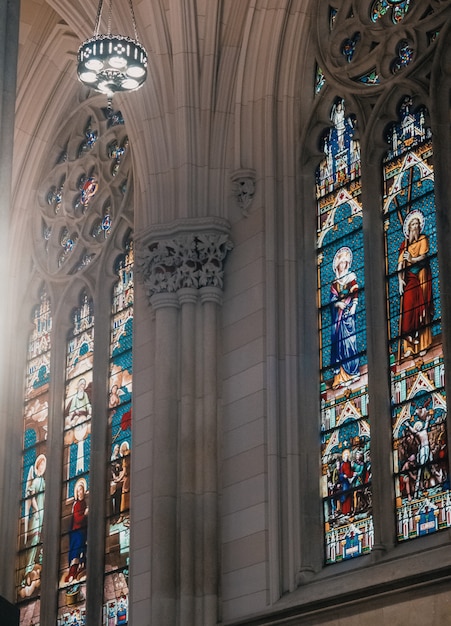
top-left (15, 1), bottom-right (315, 233)
top-left (46, 0), bottom-right (98, 40)
top-left (12, 21), bottom-right (81, 235)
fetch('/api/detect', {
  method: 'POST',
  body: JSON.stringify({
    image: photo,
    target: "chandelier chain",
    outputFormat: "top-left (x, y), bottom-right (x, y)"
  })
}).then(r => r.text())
top-left (107, 0), bottom-right (113, 36)
top-left (94, 0), bottom-right (104, 37)
top-left (128, 0), bottom-right (140, 41)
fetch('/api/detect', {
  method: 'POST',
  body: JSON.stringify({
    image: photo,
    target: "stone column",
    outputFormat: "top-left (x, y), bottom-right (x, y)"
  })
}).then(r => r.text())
top-left (136, 218), bottom-right (232, 625)
top-left (178, 287), bottom-right (198, 623)
top-left (199, 286), bottom-right (222, 623)
top-left (150, 292), bottom-right (180, 624)
top-left (0, 0), bottom-right (21, 602)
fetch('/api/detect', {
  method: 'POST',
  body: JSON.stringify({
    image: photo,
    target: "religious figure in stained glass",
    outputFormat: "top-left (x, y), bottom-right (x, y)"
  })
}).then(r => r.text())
top-left (317, 98), bottom-right (372, 563)
top-left (19, 454), bottom-right (46, 598)
top-left (58, 294), bottom-right (93, 620)
top-left (17, 291), bottom-right (51, 608)
top-left (103, 240), bottom-right (133, 618)
top-left (65, 477), bottom-right (88, 584)
top-left (383, 98), bottom-right (450, 542)
top-left (397, 210), bottom-right (433, 359)
top-left (330, 247), bottom-right (360, 389)
top-left (65, 377), bottom-right (92, 476)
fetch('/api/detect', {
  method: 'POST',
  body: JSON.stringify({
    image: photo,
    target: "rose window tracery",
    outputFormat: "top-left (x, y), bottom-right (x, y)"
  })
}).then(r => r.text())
top-left (37, 105), bottom-right (131, 275)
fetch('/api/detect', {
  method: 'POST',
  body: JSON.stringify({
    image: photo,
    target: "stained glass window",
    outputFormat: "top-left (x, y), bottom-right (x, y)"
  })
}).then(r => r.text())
top-left (383, 97), bottom-right (450, 542)
top-left (16, 100), bottom-right (134, 624)
top-left (341, 33), bottom-right (360, 63)
top-left (58, 293), bottom-right (94, 622)
top-left (78, 117), bottom-right (98, 157)
top-left (317, 98), bottom-right (372, 563)
top-left (16, 289), bottom-right (51, 624)
top-left (315, 65), bottom-right (326, 95)
top-left (356, 69), bottom-right (380, 85)
top-left (329, 7), bottom-right (338, 30)
top-left (103, 239), bottom-right (133, 624)
top-left (391, 40), bottom-right (414, 73)
top-left (371, 0), bottom-right (413, 24)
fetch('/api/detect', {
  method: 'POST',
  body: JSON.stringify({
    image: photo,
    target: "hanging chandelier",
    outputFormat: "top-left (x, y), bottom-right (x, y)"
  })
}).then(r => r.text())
top-left (77, 0), bottom-right (148, 101)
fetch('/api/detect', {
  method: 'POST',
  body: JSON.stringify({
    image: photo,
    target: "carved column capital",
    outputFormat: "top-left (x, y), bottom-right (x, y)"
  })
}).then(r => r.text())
top-left (136, 218), bottom-right (233, 302)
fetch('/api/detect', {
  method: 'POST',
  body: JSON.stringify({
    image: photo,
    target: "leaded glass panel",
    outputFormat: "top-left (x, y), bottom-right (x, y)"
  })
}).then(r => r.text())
top-left (103, 239), bottom-right (133, 617)
top-left (383, 97), bottom-right (450, 542)
top-left (17, 290), bottom-right (51, 619)
top-left (371, 0), bottom-right (413, 24)
top-left (58, 293), bottom-right (94, 620)
top-left (317, 98), bottom-right (372, 563)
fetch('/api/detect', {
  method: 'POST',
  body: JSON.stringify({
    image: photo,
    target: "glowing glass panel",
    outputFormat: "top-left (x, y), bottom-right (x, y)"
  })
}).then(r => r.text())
top-left (342, 33), bottom-right (360, 62)
top-left (383, 97), bottom-right (450, 542)
top-left (392, 40), bottom-right (414, 73)
top-left (371, 0), bottom-right (413, 23)
top-left (315, 65), bottom-right (326, 94)
top-left (17, 290), bottom-right (51, 619)
top-left (356, 69), bottom-right (380, 85)
top-left (316, 98), bottom-right (372, 563)
top-left (58, 293), bottom-right (94, 621)
top-left (103, 239), bottom-right (134, 616)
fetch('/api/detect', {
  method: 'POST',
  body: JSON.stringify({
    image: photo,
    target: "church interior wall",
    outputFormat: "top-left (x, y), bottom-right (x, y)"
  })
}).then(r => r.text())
top-left (1, 1), bottom-right (451, 624)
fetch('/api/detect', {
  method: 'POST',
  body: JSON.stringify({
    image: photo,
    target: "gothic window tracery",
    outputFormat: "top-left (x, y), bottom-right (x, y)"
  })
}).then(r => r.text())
top-left (382, 99), bottom-right (449, 542)
top-left (310, 0), bottom-right (451, 567)
top-left (314, 0), bottom-right (447, 95)
top-left (16, 103), bottom-right (134, 625)
top-left (38, 107), bottom-right (131, 276)
top-left (16, 290), bottom-right (51, 621)
top-left (316, 98), bottom-right (372, 564)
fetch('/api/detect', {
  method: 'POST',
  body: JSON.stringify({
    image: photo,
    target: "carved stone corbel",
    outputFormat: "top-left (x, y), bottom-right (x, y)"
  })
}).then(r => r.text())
top-left (231, 168), bottom-right (256, 216)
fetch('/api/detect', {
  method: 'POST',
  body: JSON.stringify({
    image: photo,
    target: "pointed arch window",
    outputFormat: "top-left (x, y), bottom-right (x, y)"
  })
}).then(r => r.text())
top-left (317, 98), bottom-right (372, 564)
top-left (310, 0), bottom-right (451, 570)
top-left (15, 101), bottom-right (135, 625)
top-left (383, 99), bottom-right (449, 542)
top-left (58, 293), bottom-right (94, 616)
top-left (103, 239), bottom-right (134, 622)
top-left (16, 290), bottom-right (52, 624)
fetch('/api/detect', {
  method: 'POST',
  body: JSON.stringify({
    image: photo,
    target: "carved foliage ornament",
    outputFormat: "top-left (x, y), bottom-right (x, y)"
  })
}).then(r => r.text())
top-left (137, 233), bottom-right (233, 298)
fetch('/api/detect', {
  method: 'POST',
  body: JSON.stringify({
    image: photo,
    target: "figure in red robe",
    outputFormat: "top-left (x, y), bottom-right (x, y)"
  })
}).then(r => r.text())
top-left (398, 210), bottom-right (433, 359)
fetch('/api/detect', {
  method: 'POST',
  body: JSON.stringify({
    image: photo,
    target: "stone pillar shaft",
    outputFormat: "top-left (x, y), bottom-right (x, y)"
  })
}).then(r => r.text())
top-left (199, 288), bottom-right (222, 623)
top-left (151, 294), bottom-right (180, 624)
top-left (136, 219), bottom-right (232, 625)
top-left (179, 288), bottom-right (198, 623)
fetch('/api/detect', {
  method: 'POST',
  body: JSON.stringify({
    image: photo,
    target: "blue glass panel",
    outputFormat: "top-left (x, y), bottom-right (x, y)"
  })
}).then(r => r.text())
top-left (383, 99), bottom-right (450, 542)
top-left (17, 291), bottom-right (51, 606)
top-left (58, 294), bottom-right (94, 622)
top-left (392, 40), bottom-right (414, 73)
top-left (317, 99), bottom-right (372, 563)
top-left (371, 0), bottom-right (413, 23)
top-left (342, 33), bottom-right (360, 63)
top-left (104, 239), bottom-right (133, 611)
top-left (315, 65), bottom-right (326, 95)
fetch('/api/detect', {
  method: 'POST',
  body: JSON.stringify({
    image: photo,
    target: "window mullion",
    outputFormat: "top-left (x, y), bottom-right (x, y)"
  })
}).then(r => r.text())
top-left (360, 151), bottom-right (397, 556)
top-left (85, 278), bottom-right (113, 624)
